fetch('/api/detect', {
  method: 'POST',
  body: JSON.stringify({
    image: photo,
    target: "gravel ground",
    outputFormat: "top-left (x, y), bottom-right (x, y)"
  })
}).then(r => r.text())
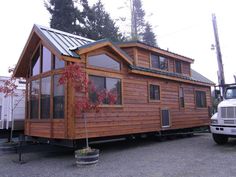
top-left (1, 133), bottom-right (236, 177)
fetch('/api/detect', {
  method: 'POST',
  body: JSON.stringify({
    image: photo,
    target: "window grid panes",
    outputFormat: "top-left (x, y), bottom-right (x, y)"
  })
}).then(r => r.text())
top-left (54, 55), bottom-right (65, 69)
top-left (150, 84), bottom-right (160, 100)
top-left (151, 54), bottom-right (168, 70)
top-left (196, 91), bottom-right (206, 108)
top-left (30, 80), bottom-right (40, 119)
top-left (88, 54), bottom-right (121, 71)
top-left (53, 75), bottom-right (65, 119)
top-left (179, 87), bottom-right (184, 108)
top-left (41, 77), bottom-right (51, 119)
top-left (89, 75), bottom-right (121, 105)
top-left (42, 47), bottom-right (52, 72)
top-left (175, 61), bottom-right (182, 74)
top-left (32, 49), bottom-right (40, 76)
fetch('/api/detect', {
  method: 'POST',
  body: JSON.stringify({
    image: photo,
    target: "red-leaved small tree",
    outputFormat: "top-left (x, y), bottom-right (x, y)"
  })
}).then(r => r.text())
top-left (59, 63), bottom-right (117, 149)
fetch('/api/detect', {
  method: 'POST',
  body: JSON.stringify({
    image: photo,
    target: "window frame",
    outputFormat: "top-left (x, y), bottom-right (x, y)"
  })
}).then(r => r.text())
top-left (195, 90), bottom-right (207, 108)
top-left (87, 51), bottom-right (122, 73)
top-left (175, 60), bottom-right (182, 74)
top-left (161, 108), bottom-right (171, 128)
top-left (26, 42), bottom-right (66, 120)
top-left (148, 82), bottom-right (161, 103)
top-left (179, 86), bottom-right (185, 109)
top-left (150, 53), bottom-right (168, 71)
top-left (87, 72), bottom-right (123, 107)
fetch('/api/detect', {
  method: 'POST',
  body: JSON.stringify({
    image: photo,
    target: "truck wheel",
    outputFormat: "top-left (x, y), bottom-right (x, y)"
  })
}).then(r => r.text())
top-left (212, 133), bottom-right (228, 145)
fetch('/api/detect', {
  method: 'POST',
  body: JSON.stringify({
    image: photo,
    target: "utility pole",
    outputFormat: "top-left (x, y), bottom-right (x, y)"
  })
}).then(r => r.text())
top-left (212, 13), bottom-right (225, 94)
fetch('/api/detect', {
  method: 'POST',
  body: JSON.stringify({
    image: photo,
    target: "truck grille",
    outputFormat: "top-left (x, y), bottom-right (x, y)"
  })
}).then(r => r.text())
top-left (221, 107), bottom-right (236, 118)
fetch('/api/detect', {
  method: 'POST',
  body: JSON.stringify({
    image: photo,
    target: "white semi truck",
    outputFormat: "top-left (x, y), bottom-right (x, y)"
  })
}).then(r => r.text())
top-left (210, 84), bottom-right (236, 144)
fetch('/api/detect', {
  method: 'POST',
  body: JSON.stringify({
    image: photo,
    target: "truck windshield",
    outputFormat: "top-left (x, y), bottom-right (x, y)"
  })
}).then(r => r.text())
top-left (225, 87), bottom-right (236, 99)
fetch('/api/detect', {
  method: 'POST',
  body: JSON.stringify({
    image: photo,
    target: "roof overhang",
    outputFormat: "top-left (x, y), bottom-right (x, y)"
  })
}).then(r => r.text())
top-left (73, 40), bottom-right (133, 65)
top-left (118, 41), bottom-right (194, 64)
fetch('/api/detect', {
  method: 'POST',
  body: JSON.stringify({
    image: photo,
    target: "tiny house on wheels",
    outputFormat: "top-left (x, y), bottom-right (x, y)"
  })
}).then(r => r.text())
top-left (13, 25), bottom-right (214, 145)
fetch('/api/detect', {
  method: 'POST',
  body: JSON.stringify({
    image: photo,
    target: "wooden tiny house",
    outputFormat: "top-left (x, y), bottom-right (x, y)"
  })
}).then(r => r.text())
top-left (13, 25), bottom-right (214, 142)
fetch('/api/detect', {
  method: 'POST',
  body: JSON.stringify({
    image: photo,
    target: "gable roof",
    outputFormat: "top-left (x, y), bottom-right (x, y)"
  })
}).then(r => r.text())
top-left (14, 25), bottom-right (94, 77)
top-left (70, 39), bottom-right (133, 65)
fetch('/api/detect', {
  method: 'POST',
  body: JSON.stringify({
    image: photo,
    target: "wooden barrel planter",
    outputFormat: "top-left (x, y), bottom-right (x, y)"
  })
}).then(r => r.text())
top-left (75, 148), bottom-right (99, 165)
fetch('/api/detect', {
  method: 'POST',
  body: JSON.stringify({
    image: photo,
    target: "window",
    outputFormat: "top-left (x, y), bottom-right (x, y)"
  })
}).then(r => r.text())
top-left (175, 60), bottom-right (182, 74)
top-left (161, 109), bottom-right (170, 127)
top-left (195, 91), bottom-right (206, 108)
top-left (179, 87), bottom-right (184, 108)
top-left (31, 49), bottom-right (40, 76)
top-left (149, 84), bottom-right (160, 100)
top-left (42, 47), bottom-right (52, 72)
top-left (88, 54), bottom-right (121, 71)
top-left (151, 54), bottom-right (168, 70)
top-left (89, 75), bottom-right (121, 105)
top-left (53, 75), bottom-right (64, 118)
top-left (41, 77), bottom-right (51, 119)
top-left (53, 55), bottom-right (65, 69)
top-left (30, 80), bottom-right (40, 119)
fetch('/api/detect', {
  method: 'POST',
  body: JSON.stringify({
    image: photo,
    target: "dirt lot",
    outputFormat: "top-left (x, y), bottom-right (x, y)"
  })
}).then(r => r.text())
top-left (1, 133), bottom-right (236, 177)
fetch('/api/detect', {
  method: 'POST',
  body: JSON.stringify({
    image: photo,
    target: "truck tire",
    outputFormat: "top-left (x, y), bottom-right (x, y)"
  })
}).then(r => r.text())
top-left (212, 133), bottom-right (228, 145)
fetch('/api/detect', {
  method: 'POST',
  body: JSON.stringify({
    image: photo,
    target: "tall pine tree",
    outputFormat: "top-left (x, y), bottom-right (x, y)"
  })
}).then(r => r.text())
top-left (142, 23), bottom-right (157, 46)
top-left (46, 0), bottom-right (124, 41)
top-left (131, 0), bottom-right (145, 40)
top-left (45, 0), bottom-right (78, 34)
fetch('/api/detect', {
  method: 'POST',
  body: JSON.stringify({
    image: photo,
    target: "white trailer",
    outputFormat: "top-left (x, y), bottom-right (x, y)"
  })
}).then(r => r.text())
top-left (0, 76), bottom-right (25, 131)
top-left (210, 84), bottom-right (236, 144)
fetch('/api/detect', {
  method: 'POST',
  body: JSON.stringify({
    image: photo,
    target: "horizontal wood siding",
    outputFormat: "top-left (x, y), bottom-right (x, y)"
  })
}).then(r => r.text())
top-left (137, 49), bottom-right (150, 68)
top-left (182, 62), bottom-right (191, 76)
top-left (74, 61), bottom-right (211, 139)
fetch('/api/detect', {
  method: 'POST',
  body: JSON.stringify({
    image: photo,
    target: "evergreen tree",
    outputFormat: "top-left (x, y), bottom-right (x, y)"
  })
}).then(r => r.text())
top-left (81, 0), bottom-right (124, 41)
top-left (45, 0), bottom-right (78, 33)
top-left (131, 0), bottom-right (145, 40)
top-left (142, 23), bottom-right (157, 46)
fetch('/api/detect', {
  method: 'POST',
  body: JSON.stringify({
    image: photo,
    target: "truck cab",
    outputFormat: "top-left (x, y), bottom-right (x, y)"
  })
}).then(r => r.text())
top-left (210, 85), bottom-right (236, 144)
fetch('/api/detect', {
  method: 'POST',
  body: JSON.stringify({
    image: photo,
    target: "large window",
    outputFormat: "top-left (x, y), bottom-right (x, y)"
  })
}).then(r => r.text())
top-left (0, 105), bottom-right (2, 120)
top-left (41, 77), bottom-right (51, 119)
top-left (175, 60), bottom-right (182, 74)
top-left (42, 47), bottom-right (52, 72)
top-left (31, 49), bottom-right (40, 76)
top-left (151, 54), bottom-right (168, 70)
top-left (195, 91), bottom-right (206, 108)
top-left (28, 44), bottom-right (65, 120)
top-left (179, 87), bottom-right (184, 108)
top-left (30, 80), bottom-right (40, 119)
top-left (89, 75), bottom-right (121, 105)
top-left (149, 84), bottom-right (160, 101)
top-left (53, 75), bottom-right (64, 118)
top-left (88, 54), bottom-right (121, 71)
top-left (53, 55), bottom-right (65, 69)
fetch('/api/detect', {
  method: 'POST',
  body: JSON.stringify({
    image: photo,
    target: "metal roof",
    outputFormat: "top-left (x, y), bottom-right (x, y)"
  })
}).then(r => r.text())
top-left (129, 65), bottom-right (214, 85)
top-left (35, 24), bottom-right (94, 58)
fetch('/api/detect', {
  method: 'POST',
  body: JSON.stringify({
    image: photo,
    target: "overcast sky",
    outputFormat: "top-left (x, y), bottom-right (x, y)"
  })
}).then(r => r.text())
top-left (0, 0), bottom-right (235, 84)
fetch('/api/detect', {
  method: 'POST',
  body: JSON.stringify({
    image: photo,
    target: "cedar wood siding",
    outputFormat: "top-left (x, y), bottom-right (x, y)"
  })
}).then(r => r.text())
top-left (23, 38), bottom-right (211, 140)
top-left (73, 47), bottom-right (211, 139)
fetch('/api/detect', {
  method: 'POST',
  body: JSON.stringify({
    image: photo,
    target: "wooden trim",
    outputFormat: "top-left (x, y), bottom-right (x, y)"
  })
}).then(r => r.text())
top-left (86, 73), bottom-right (124, 107)
top-left (195, 89), bottom-right (207, 109)
top-left (87, 69), bottom-right (123, 79)
top-left (133, 47), bottom-right (138, 66)
top-left (148, 81), bottom-right (161, 103)
top-left (118, 42), bottom-right (194, 63)
top-left (86, 50), bottom-right (122, 73)
top-left (178, 86), bottom-right (185, 110)
top-left (130, 69), bottom-right (214, 87)
top-left (160, 108), bottom-right (171, 129)
top-left (149, 53), bottom-right (169, 72)
top-left (76, 42), bottom-right (132, 65)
